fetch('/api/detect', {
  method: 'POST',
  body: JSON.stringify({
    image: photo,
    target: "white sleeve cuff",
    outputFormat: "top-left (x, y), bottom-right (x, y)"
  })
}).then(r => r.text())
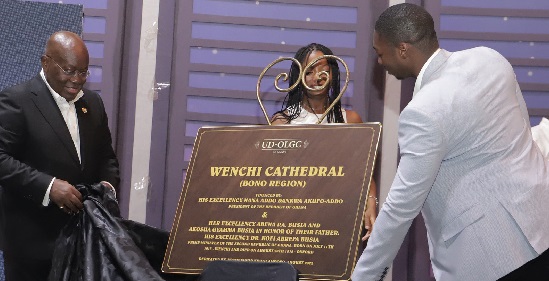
top-left (42, 177), bottom-right (55, 206)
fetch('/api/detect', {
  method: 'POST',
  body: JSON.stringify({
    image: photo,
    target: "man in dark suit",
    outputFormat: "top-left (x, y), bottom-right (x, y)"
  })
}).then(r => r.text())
top-left (0, 31), bottom-right (120, 280)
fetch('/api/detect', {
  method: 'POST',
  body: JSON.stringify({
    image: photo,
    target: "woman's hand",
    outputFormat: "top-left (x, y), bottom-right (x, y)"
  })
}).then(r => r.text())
top-left (362, 196), bottom-right (377, 241)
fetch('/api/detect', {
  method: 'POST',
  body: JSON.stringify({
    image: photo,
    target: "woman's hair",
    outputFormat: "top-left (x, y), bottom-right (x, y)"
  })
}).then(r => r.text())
top-left (273, 43), bottom-right (345, 123)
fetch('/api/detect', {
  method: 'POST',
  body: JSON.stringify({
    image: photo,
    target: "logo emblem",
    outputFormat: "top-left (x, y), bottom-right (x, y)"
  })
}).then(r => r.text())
top-left (255, 139), bottom-right (309, 154)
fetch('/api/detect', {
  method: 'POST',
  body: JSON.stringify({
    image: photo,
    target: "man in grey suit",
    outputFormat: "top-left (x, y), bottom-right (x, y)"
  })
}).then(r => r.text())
top-left (352, 4), bottom-right (549, 281)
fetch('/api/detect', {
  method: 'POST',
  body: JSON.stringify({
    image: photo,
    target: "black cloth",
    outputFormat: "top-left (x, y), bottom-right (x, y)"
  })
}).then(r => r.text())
top-left (498, 248), bottom-right (549, 281)
top-left (49, 183), bottom-right (194, 281)
top-left (199, 260), bottom-right (299, 281)
top-left (120, 219), bottom-right (198, 281)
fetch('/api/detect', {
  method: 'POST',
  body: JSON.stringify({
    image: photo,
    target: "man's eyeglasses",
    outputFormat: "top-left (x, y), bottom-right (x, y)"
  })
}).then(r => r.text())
top-left (45, 55), bottom-right (90, 78)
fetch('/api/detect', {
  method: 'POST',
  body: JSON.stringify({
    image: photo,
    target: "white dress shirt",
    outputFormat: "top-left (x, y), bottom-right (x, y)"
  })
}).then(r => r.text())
top-left (413, 48), bottom-right (441, 97)
top-left (39, 69), bottom-right (83, 206)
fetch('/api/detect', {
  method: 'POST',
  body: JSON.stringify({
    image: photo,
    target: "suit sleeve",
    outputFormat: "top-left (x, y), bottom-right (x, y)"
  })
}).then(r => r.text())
top-left (0, 91), bottom-right (53, 204)
top-left (352, 105), bottom-right (447, 280)
top-left (95, 94), bottom-right (120, 190)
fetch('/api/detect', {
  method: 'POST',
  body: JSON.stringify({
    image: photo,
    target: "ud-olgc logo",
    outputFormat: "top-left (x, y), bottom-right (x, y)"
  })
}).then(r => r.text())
top-left (255, 139), bottom-right (309, 154)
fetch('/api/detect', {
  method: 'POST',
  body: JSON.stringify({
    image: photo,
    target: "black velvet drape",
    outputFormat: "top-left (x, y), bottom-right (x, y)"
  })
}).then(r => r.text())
top-left (49, 183), bottom-right (196, 281)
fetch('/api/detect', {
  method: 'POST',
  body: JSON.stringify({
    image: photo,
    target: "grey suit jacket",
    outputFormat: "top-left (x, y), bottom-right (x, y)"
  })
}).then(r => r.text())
top-left (352, 47), bottom-right (549, 281)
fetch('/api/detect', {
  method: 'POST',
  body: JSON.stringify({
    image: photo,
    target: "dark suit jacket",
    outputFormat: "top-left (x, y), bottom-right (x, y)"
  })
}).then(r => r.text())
top-left (0, 74), bottom-right (119, 260)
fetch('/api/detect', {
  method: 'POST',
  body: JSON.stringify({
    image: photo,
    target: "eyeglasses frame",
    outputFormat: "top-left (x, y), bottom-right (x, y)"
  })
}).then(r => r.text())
top-left (45, 55), bottom-right (90, 79)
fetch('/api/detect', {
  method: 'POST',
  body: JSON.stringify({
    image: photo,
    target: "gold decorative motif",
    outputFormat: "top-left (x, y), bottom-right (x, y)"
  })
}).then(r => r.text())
top-left (82, 107), bottom-right (87, 114)
top-left (256, 55), bottom-right (350, 125)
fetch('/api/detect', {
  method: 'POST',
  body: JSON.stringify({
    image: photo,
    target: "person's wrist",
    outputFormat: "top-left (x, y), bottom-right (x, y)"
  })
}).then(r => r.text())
top-left (368, 195), bottom-right (378, 207)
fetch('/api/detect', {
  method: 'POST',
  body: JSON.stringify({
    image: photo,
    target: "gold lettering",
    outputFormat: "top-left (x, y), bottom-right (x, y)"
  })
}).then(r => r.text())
top-left (276, 236), bottom-right (299, 242)
top-left (188, 226), bottom-right (211, 232)
top-left (247, 166), bottom-right (262, 176)
top-left (211, 227), bottom-right (235, 233)
top-left (299, 236), bottom-right (319, 243)
top-left (210, 166), bottom-right (223, 176)
top-left (220, 221), bottom-right (257, 227)
top-left (297, 249), bottom-right (314, 254)
top-left (278, 198), bottom-right (303, 204)
top-left (237, 228), bottom-right (255, 233)
top-left (230, 166), bottom-right (239, 176)
top-left (314, 229), bottom-right (339, 235)
top-left (318, 167), bottom-right (327, 176)
top-left (262, 228), bottom-right (284, 234)
top-left (289, 166), bottom-right (300, 176)
top-left (295, 229), bottom-right (313, 235)
top-left (210, 166), bottom-right (263, 177)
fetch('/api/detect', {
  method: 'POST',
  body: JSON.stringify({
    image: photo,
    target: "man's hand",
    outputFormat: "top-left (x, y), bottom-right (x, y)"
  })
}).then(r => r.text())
top-left (100, 181), bottom-right (116, 198)
top-left (49, 179), bottom-right (83, 214)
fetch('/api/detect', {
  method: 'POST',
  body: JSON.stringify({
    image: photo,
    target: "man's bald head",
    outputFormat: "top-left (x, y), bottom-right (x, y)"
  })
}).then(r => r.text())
top-left (44, 31), bottom-right (88, 63)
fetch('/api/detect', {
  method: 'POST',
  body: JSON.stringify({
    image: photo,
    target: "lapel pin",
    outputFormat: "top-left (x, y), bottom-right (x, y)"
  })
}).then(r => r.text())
top-left (82, 107), bottom-right (88, 114)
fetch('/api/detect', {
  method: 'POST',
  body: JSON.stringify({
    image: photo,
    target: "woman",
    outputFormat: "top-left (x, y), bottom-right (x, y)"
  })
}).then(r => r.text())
top-left (272, 43), bottom-right (377, 240)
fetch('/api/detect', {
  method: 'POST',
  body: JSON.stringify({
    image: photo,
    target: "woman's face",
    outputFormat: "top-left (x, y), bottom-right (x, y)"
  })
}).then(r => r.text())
top-left (303, 50), bottom-right (331, 97)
